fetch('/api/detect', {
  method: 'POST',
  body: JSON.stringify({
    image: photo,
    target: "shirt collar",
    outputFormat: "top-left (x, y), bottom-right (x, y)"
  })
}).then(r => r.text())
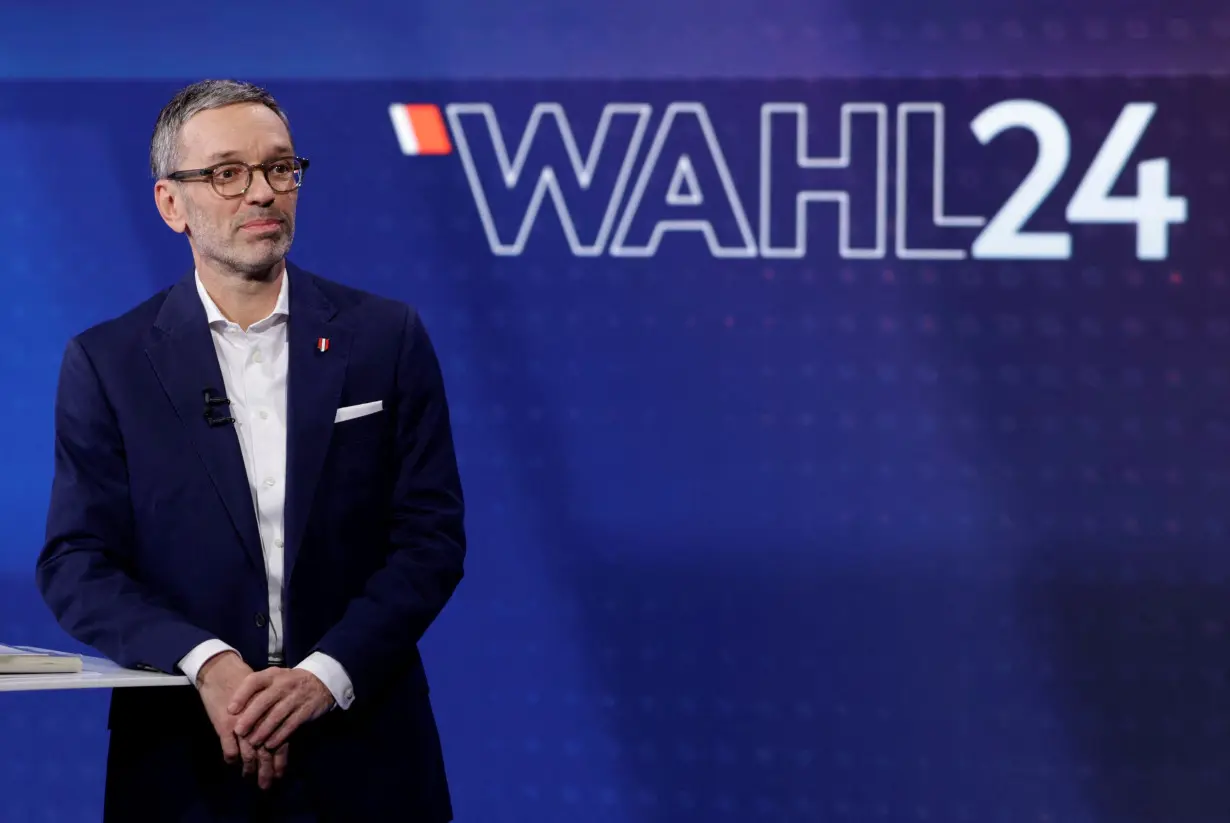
top-left (194, 269), bottom-right (290, 330)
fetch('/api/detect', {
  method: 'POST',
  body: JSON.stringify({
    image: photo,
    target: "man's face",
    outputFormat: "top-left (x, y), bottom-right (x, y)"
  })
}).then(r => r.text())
top-left (159, 103), bottom-right (299, 278)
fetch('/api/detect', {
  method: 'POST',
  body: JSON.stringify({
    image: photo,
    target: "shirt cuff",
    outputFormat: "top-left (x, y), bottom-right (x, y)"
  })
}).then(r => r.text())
top-left (177, 639), bottom-right (238, 688)
top-left (296, 651), bottom-right (356, 710)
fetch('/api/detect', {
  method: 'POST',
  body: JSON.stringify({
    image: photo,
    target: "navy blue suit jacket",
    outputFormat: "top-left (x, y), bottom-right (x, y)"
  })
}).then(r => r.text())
top-left (36, 264), bottom-right (465, 822)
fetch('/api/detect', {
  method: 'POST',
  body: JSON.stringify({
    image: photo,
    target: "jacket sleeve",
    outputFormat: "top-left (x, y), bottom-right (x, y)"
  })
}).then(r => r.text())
top-left (35, 336), bottom-right (216, 674)
top-left (310, 308), bottom-right (466, 700)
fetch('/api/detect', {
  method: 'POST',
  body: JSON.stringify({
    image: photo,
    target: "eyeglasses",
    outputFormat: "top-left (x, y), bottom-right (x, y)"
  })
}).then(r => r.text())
top-left (166, 156), bottom-right (310, 198)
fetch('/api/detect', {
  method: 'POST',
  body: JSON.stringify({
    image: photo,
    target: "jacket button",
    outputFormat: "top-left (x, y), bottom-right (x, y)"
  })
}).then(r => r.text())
top-left (254, 613), bottom-right (267, 628)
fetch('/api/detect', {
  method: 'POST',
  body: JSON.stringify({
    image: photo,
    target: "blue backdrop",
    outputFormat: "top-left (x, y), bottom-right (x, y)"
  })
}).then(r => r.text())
top-left (2, 2), bottom-right (1229, 821)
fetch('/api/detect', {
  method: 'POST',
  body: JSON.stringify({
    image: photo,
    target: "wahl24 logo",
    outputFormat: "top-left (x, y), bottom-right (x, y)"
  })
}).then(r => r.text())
top-left (389, 99), bottom-right (1188, 262)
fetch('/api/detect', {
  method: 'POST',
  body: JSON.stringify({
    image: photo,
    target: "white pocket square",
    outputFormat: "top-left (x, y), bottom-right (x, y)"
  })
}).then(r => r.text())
top-left (334, 400), bottom-right (383, 423)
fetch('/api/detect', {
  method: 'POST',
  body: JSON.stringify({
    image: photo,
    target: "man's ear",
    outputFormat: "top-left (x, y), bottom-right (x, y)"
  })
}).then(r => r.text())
top-left (154, 180), bottom-right (188, 234)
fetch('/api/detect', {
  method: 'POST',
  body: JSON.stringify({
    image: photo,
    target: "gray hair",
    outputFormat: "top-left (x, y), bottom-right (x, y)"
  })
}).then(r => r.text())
top-left (149, 79), bottom-right (292, 180)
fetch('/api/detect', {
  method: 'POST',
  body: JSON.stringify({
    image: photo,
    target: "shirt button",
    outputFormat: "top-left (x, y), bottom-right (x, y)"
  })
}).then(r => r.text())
top-left (259, 410), bottom-right (269, 420)
top-left (274, 538), bottom-right (284, 549)
top-left (344, 688), bottom-right (354, 702)
top-left (263, 477), bottom-right (276, 487)
top-left (253, 350), bottom-right (264, 363)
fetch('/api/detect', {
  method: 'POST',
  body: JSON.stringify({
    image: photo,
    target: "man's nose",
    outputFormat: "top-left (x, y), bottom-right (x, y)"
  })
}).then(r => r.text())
top-left (245, 168), bottom-right (277, 204)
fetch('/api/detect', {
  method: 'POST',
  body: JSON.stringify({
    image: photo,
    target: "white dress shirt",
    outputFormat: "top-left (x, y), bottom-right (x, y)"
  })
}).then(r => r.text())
top-left (176, 271), bottom-right (355, 710)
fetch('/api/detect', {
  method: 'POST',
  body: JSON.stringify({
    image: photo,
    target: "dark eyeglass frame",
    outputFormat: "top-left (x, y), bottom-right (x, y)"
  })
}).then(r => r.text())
top-left (165, 156), bottom-right (310, 198)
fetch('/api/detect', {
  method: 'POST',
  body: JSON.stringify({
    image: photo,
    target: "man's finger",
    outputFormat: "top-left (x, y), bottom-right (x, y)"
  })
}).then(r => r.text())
top-left (237, 734), bottom-right (259, 777)
top-left (256, 746), bottom-right (276, 790)
top-left (273, 744), bottom-right (288, 780)
top-left (219, 727), bottom-right (240, 764)
top-left (247, 695), bottom-right (295, 748)
top-left (228, 669), bottom-right (278, 714)
top-left (264, 704), bottom-right (313, 752)
top-left (234, 680), bottom-right (288, 737)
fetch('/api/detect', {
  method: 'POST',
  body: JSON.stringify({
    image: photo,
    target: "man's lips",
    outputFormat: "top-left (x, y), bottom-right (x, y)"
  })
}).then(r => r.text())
top-left (239, 219), bottom-right (282, 232)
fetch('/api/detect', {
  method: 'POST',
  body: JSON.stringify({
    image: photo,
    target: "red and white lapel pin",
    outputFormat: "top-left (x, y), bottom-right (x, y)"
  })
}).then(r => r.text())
top-left (316, 337), bottom-right (330, 353)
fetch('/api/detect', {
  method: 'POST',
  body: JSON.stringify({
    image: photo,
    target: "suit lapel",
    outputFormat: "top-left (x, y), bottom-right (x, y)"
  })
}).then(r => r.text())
top-left (284, 267), bottom-right (350, 587)
top-left (145, 273), bottom-right (265, 571)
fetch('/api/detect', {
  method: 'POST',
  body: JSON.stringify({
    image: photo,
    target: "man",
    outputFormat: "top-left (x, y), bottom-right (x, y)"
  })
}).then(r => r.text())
top-left (35, 79), bottom-right (466, 822)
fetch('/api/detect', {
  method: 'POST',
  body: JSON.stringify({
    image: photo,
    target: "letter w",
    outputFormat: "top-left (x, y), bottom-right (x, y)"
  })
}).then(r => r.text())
top-left (445, 103), bottom-right (652, 256)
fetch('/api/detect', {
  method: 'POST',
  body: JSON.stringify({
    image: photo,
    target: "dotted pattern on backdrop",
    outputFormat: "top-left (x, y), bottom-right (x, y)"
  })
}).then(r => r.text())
top-left (0, 2), bottom-right (1228, 77)
top-left (305, 74), bottom-right (1230, 823)
top-left (2, 71), bottom-right (1230, 823)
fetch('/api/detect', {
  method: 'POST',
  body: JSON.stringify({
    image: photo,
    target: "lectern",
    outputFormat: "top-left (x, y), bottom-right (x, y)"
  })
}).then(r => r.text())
top-left (0, 646), bottom-right (188, 692)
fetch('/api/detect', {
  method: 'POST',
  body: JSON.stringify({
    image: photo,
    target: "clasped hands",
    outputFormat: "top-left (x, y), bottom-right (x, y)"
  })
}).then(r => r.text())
top-left (197, 651), bottom-right (335, 790)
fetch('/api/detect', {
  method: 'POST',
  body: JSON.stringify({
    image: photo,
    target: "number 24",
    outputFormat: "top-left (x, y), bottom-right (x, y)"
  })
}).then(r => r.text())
top-left (970, 100), bottom-right (1188, 261)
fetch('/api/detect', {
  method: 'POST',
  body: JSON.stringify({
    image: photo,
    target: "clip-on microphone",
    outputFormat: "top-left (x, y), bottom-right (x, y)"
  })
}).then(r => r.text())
top-left (202, 388), bottom-right (236, 427)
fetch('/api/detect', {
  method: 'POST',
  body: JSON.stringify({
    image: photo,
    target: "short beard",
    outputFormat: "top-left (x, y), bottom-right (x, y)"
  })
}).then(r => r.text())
top-left (183, 200), bottom-right (293, 281)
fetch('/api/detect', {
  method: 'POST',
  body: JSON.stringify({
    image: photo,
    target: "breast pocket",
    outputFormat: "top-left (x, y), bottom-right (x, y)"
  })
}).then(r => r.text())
top-left (328, 400), bottom-right (393, 494)
top-left (332, 401), bottom-right (387, 445)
